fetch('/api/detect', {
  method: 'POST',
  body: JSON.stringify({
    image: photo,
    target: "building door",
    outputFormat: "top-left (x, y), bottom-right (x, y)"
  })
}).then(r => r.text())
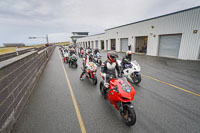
top-left (135, 36), bottom-right (148, 53)
top-left (198, 46), bottom-right (200, 59)
top-left (91, 41), bottom-right (94, 49)
top-left (158, 34), bottom-right (182, 58)
top-left (95, 41), bottom-right (98, 48)
top-left (110, 39), bottom-right (116, 50)
top-left (101, 40), bottom-right (104, 49)
top-left (120, 38), bottom-right (128, 52)
top-left (106, 40), bottom-right (108, 50)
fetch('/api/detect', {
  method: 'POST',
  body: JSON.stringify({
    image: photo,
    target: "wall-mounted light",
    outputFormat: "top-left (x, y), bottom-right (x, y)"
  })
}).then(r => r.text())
top-left (116, 32), bottom-right (118, 34)
top-left (193, 30), bottom-right (198, 34)
top-left (151, 26), bottom-right (155, 29)
top-left (132, 36), bottom-right (133, 39)
top-left (153, 35), bottom-right (156, 37)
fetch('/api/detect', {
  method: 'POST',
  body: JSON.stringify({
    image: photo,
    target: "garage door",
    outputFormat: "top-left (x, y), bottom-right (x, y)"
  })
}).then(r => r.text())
top-left (95, 41), bottom-right (98, 48)
top-left (121, 38), bottom-right (128, 52)
top-left (159, 34), bottom-right (182, 58)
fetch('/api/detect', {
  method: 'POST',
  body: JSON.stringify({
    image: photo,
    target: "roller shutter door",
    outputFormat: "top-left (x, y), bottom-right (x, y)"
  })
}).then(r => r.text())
top-left (95, 41), bottom-right (98, 48)
top-left (121, 38), bottom-right (128, 52)
top-left (159, 34), bottom-right (182, 58)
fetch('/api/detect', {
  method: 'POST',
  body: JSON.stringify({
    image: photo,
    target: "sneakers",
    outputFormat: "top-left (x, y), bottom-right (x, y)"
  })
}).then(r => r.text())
top-left (80, 77), bottom-right (84, 81)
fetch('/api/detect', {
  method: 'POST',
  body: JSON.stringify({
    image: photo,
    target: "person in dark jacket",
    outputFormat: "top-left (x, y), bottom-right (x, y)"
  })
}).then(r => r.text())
top-left (121, 50), bottom-right (132, 69)
top-left (100, 51), bottom-right (120, 91)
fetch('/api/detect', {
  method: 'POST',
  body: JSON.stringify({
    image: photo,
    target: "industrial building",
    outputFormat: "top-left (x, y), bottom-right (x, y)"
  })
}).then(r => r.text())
top-left (77, 6), bottom-right (200, 60)
top-left (71, 32), bottom-right (89, 45)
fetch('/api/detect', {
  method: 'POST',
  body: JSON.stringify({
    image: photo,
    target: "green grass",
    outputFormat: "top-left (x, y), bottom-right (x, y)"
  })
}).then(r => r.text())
top-left (0, 47), bottom-right (16, 55)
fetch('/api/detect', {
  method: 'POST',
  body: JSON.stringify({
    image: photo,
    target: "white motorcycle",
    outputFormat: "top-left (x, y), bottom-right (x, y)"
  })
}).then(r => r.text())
top-left (91, 52), bottom-right (102, 66)
top-left (117, 60), bottom-right (141, 84)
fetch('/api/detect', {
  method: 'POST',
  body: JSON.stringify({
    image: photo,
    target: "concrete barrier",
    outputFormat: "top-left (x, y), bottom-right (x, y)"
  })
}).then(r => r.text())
top-left (0, 47), bottom-right (48, 62)
top-left (0, 46), bottom-right (55, 133)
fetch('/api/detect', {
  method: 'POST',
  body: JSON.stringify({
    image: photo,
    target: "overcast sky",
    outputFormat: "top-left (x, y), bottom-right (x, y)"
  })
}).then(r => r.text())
top-left (0, 0), bottom-right (199, 46)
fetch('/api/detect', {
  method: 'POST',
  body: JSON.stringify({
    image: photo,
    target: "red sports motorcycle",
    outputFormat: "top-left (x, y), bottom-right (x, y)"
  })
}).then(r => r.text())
top-left (80, 61), bottom-right (98, 85)
top-left (100, 74), bottom-right (136, 126)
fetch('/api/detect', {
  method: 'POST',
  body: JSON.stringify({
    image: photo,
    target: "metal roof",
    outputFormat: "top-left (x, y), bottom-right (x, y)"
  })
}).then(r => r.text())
top-left (72, 32), bottom-right (89, 33)
top-left (105, 6), bottom-right (200, 31)
top-left (88, 33), bottom-right (105, 37)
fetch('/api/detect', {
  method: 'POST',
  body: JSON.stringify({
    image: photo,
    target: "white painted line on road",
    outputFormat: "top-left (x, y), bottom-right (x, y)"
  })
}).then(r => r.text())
top-left (59, 53), bottom-right (87, 133)
top-left (142, 74), bottom-right (200, 97)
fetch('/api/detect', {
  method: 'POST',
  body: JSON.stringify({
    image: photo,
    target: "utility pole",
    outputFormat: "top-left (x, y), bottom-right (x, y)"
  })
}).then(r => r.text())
top-left (46, 34), bottom-right (49, 44)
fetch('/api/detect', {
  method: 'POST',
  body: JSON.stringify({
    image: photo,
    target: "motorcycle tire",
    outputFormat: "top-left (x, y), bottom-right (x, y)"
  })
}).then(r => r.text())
top-left (99, 81), bottom-right (106, 97)
top-left (120, 106), bottom-right (136, 126)
top-left (74, 63), bottom-right (78, 68)
top-left (92, 75), bottom-right (97, 85)
top-left (99, 60), bottom-right (102, 66)
top-left (132, 74), bottom-right (141, 84)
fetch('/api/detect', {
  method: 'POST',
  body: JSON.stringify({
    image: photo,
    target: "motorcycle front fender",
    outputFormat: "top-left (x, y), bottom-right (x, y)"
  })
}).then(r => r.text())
top-left (122, 102), bottom-right (134, 109)
top-left (134, 72), bottom-right (140, 76)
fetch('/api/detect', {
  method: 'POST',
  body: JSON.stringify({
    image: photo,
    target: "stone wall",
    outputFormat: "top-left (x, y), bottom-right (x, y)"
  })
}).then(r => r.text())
top-left (0, 46), bottom-right (55, 133)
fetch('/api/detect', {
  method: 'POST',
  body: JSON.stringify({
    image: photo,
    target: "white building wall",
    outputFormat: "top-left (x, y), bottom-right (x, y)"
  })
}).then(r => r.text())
top-left (77, 7), bottom-right (200, 60)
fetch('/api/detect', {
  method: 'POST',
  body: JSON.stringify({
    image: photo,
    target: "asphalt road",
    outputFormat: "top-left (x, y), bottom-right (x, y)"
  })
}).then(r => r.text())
top-left (13, 48), bottom-right (200, 133)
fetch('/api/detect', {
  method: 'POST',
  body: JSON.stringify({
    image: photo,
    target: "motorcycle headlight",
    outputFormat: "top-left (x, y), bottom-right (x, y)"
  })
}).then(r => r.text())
top-left (138, 64), bottom-right (141, 71)
top-left (121, 84), bottom-right (131, 93)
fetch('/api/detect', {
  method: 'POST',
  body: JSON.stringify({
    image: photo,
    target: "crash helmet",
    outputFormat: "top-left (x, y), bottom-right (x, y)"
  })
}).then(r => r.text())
top-left (86, 49), bottom-right (92, 55)
top-left (126, 50), bottom-right (132, 61)
top-left (107, 51), bottom-right (118, 63)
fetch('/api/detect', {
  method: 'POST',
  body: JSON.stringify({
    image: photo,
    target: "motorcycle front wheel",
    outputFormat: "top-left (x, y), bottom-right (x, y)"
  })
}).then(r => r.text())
top-left (68, 61), bottom-right (71, 67)
top-left (99, 81), bottom-right (106, 96)
top-left (73, 63), bottom-right (78, 68)
top-left (66, 58), bottom-right (69, 63)
top-left (120, 106), bottom-right (136, 126)
top-left (92, 75), bottom-right (97, 85)
top-left (130, 73), bottom-right (141, 84)
top-left (98, 60), bottom-right (102, 66)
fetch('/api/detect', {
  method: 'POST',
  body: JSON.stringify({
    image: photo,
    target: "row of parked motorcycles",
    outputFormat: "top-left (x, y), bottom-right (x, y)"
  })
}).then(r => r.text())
top-left (60, 47), bottom-right (78, 68)
top-left (59, 46), bottom-right (141, 126)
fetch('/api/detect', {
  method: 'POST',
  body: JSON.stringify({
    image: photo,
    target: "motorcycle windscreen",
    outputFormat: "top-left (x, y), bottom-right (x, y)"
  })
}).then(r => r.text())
top-left (125, 63), bottom-right (132, 68)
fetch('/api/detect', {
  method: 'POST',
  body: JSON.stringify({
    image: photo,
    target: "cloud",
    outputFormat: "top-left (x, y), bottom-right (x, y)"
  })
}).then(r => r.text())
top-left (0, 0), bottom-right (199, 46)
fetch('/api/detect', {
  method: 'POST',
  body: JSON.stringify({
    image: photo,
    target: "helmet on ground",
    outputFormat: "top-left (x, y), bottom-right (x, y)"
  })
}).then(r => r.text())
top-left (107, 51), bottom-right (118, 63)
